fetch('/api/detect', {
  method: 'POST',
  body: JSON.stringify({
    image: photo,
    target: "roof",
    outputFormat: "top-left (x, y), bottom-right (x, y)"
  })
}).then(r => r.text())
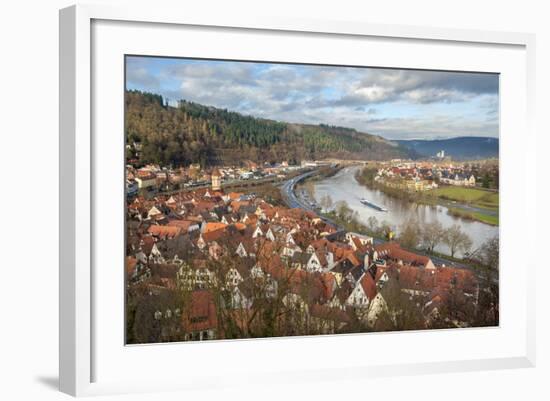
top-left (227, 192), bottom-right (244, 200)
top-left (314, 250), bottom-right (328, 267)
top-left (375, 242), bottom-right (431, 267)
top-left (193, 201), bottom-right (217, 212)
top-left (310, 304), bottom-right (351, 324)
top-left (149, 263), bottom-right (179, 280)
top-left (147, 225), bottom-right (182, 239)
top-left (182, 290), bottom-right (218, 332)
top-left (233, 222), bottom-right (247, 231)
top-left (203, 222), bottom-right (228, 233)
top-left (360, 273), bottom-right (378, 301)
top-left (231, 200), bottom-right (251, 212)
top-left (201, 228), bottom-right (227, 243)
top-left (167, 219), bottom-right (197, 232)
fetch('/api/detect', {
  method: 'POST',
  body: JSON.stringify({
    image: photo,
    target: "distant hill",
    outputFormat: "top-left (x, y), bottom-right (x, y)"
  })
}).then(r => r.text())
top-left (395, 137), bottom-right (499, 160)
top-left (125, 90), bottom-right (413, 166)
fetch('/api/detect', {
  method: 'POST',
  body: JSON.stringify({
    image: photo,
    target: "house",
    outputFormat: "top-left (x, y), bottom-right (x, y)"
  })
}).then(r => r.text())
top-left (290, 252), bottom-right (310, 270)
top-left (375, 242), bottom-right (435, 270)
top-left (135, 173), bottom-right (157, 189)
top-left (345, 273), bottom-right (377, 309)
top-left (225, 267), bottom-right (245, 287)
top-left (196, 228), bottom-right (226, 250)
top-left (309, 304), bottom-right (351, 334)
top-left (235, 239), bottom-right (256, 258)
top-left (306, 251), bottom-right (331, 273)
top-left (281, 243), bottom-right (302, 258)
top-left (139, 241), bottom-right (165, 264)
top-left (176, 261), bottom-right (214, 290)
top-left (346, 232), bottom-right (373, 250)
top-left (366, 292), bottom-right (388, 327)
top-left (126, 256), bottom-right (150, 284)
top-left (147, 206), bottom-right (163, 219)
top-left (228, 279), bottom-right (258, 309)
top-left (440, 172), bottom-right (476, 187)
top-left (181, 290), bottom-right (218, 341)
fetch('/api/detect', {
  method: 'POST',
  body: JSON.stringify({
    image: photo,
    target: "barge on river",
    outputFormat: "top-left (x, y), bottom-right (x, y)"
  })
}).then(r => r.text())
top-left (360, 198), bottom-right (388, 212)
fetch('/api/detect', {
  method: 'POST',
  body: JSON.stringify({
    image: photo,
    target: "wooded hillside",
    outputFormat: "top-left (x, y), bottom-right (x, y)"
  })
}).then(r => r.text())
top-left (125, 90), bottom-right (412, 166)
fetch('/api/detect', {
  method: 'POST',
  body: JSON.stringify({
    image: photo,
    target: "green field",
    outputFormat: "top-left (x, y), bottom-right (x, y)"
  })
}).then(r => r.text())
top-left (432, 186), bottom-right (499, 211)
top-left (447, 207), bottom-right (499, 226)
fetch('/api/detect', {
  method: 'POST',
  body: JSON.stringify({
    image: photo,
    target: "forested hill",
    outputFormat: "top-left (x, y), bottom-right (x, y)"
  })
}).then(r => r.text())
top-left (125, 90), bottom-right (412, 166)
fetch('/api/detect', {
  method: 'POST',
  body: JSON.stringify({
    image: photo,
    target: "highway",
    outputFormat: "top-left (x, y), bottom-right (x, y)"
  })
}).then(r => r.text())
top-left (280, 169), bottom-right (345, 231)
top-left (280, 170), bottom-right (316, 209)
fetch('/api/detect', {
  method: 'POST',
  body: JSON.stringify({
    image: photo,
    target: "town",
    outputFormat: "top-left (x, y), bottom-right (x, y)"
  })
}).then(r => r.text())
top-left (125, 159), bottom-right (323, 199)
top-left (372, 159), bottom-right (499, 192)
top-left (125, 164), bottom-right (496, 343)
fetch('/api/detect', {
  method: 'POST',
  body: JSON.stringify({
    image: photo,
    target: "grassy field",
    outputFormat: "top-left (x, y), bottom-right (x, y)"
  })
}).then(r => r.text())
top-left (447, 207), bottom-right (499, 226)
top-left (432, 186), bottom-right (499, 210)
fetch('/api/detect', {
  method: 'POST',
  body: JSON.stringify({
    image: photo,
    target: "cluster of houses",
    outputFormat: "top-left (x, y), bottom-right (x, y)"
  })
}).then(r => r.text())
top-left (126, 161), bottom-right (303, 198)
top-left (126, 184), bottom-right (479, 342)
top-left (374, 162), bottom-right (477, 191)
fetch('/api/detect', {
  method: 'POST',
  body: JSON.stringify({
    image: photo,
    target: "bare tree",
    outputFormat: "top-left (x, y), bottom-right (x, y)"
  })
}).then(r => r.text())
top-left (366, 216), bottom-right (379, 234)
top-left (399, 218), bottom-right (421, 249)
top-left (481, 236), bottom-right (499, 271)
top-left (420, 221), bottom-right (445, 253)
top-left (335, 200), bottom-right (353, 222)
top-left (378, 279), bottom-right (425, 331)
top-left (443, 224), bottom-right (473, 258)
top-left (319, 194), bottom-right (333, 212)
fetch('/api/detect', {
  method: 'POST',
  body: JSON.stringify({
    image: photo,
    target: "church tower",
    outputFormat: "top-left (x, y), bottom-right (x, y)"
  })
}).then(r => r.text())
top-left (211, 168), bottom-right (221, 191)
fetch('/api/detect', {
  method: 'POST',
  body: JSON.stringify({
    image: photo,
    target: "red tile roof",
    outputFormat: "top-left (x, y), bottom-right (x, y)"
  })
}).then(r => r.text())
top-left (201, 228), bottom-right (226, 243)
top-left (203, 222), bottom-right (228, 233)
top-left (166, 219), bottom-right (196, 231)
top-left (375, 242), bottom-right (431, 267)
top-left (182, 290), bottom-right (218, 332)
top-left (360, 273), bottom-right (378, 301)
top-left (147, 225), bottom-right (182, 239)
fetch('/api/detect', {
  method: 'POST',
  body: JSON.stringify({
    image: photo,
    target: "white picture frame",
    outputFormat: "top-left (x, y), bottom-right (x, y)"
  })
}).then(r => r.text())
top-left (59, 4), bottom-right (536, 397)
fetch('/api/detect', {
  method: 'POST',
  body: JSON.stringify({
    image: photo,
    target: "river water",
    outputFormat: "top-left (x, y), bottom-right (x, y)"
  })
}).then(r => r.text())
top-left (313, 166), bottom-right (499, 255)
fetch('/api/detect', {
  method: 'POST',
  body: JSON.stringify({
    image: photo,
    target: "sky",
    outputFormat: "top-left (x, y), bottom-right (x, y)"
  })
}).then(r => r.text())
top-left (126, 56), bottom-right (499, 140)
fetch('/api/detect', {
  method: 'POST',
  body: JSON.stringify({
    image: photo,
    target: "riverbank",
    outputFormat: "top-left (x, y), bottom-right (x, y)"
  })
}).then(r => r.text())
top-left (312, 165), bottom-right (499, 256)
top-left (319, 210), bottom-right (485, 272)
top-left (292, 166), bottom-right (498, 272)
top-left (355, 166), bottom-right (499, 226)
top-left (446, 207), bottom-right (499, 226)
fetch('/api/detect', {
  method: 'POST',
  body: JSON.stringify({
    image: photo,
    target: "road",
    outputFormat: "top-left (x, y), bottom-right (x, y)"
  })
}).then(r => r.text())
top-left (280, 169), bottom-right (346, 231)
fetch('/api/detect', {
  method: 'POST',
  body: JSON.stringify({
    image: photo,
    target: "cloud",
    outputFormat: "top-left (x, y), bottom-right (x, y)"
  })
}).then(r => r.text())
top-left (125, 57), bottom-right (499, 140)
top-left (361, 115), bottom-right (499, 140)
top-left (126, 58), bottom-right (161, 90)
top-left (329, 69), bottom-right (498, 107)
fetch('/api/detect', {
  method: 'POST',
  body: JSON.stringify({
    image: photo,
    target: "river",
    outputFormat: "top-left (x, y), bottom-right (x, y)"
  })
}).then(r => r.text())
top-left (313, 166), bottom-right (499, 255)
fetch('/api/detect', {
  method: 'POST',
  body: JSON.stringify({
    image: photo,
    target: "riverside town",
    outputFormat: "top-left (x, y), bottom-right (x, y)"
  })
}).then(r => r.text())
top-left (125, 57), bottom-right (499, 343)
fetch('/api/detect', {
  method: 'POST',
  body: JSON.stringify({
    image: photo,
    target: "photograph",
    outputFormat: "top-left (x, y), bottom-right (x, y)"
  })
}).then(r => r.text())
top-left (124, 56), bottom-right (500, 344)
